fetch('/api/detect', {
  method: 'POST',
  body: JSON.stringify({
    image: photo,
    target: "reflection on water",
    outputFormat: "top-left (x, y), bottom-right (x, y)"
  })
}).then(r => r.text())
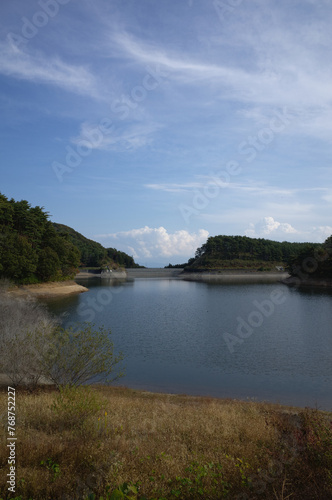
top-left (45, 278), bottom-right (332, 409)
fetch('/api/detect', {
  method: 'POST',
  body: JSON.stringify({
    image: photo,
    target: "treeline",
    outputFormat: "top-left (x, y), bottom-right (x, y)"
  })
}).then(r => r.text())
top-left (0, 194), bottom-right (80, 283)
top-left (180, 235), bottom-right (325, 271)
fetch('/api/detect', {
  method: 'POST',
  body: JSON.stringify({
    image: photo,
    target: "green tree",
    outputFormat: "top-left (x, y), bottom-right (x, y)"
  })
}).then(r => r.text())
top-left (37, 247), bottom-right (61, 281)
top-left (0, 233), bottom-right (38, 282)
top-left (0, 193), bottom-right (81, 283)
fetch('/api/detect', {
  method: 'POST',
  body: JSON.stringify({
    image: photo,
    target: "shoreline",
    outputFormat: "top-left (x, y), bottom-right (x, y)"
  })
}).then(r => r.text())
top-left (282, 275), bottom-right (332, 288)
top-left (182, 271), bottom-right (290, 283)
top-left (6, 280), bottom-right (89, 298)
top-left (0, 380), bottom-right (324, 412)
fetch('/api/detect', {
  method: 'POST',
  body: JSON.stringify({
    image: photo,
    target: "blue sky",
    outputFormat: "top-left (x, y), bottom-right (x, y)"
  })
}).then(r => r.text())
top-left (1, 0), bottom-right (332, 266)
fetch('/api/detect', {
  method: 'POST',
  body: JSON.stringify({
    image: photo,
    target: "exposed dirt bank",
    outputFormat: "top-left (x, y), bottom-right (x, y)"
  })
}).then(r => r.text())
top-left (6, 280), bottom-right (88, 298)
top-left (282, 276), bottom-right (332, 288)
top-left (182, 271), bottom-right (290, 283)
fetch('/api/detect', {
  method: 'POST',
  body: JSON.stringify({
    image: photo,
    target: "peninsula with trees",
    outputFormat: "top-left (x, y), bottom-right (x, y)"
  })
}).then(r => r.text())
top-left (167, 234), bottom-right (332, 286)
top-left (0, 193), bottom-right (140, 292)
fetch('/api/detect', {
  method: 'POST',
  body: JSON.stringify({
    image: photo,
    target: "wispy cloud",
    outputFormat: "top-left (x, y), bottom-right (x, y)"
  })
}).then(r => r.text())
top-left (112, 32), bottom-right (242, 80)
top-left (145, 182), bottom-right (209, 193)
top-left (111, 27), bottom-right (332, 113)
top-left (145, 181), bottom-right (327, 198)
top-left (71, 121), bottom-right (160, 152)
top-left (0, 41), bottom-right (99, 99)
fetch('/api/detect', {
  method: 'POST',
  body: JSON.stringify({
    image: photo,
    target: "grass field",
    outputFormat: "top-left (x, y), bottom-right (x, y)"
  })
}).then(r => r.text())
top-left (0, 385), bottom-right (331, 499)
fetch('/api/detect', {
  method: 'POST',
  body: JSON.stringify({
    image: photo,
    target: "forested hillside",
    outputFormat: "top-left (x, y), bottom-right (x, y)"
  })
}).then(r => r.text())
top-left (53, 223), bottom-right (141, 269)
top-left (0, 194), bottom-right (141, 284)
top-left (0, 193), bottom-right (80, 283)
top-left (184, 235), bottom-right (321, 271)
top-left (107, 248), bottom-right (142, 268)
top-left (53, 223), bottom-right (110, 268)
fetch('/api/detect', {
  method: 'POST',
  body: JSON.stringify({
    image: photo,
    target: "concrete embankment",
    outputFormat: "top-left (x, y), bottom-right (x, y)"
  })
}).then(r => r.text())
top-left (125, 268), bottom-right (184, 278)
top-left (76, 270), bottom-right (127, 279)
top-left (125, 268), bottom-right (289, 283)
top-left (76, 268), bottom-right (290, 283)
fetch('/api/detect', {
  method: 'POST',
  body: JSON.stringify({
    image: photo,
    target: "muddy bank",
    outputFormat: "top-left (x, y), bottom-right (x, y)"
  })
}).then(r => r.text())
top-left (6, 280), bottom-right (88, 298)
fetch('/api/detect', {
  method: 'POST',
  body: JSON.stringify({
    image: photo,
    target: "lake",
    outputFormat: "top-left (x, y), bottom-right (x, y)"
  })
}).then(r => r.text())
top-left (45, 277), bottom-right (332, 410)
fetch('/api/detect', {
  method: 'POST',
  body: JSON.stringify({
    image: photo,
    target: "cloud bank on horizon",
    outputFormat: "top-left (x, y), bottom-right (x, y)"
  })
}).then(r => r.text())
top-left (0, 0), bottom-right (331, 265)
top-left (97, 227), bottom-right (209, 267)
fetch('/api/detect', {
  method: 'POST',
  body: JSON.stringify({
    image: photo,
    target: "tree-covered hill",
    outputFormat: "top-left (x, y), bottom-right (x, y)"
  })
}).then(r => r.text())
top-left (52, 223), bottom-right (110, 268)
top-left (106, 248), bottom-right (143, 268)
top-left (0, 193), bottom-right (80, 283)
top-left (53, 223), bottom-right (142, 269)
top-left (181, 235), bottom-right (321, 271)
top-left (0, 193), bottom-right (141, 284)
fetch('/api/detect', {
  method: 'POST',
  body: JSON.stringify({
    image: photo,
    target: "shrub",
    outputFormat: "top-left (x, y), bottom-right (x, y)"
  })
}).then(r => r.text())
top-left (0, 293), bottom-right (57, 389)
top-left (0, 293), bottom-right (124, 391)
top-left (41, 323), bottom-right (124, 388)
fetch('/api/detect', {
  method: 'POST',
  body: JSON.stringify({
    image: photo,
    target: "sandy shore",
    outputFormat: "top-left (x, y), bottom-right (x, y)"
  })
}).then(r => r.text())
top-left (7, 280), bottom-right (88, 298)
top-left (182, 271), bottom-right (290, 283)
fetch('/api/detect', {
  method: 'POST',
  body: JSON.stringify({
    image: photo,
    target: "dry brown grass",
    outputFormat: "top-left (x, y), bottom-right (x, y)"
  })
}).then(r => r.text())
top-left (0, 385), bottom-right (331, 500)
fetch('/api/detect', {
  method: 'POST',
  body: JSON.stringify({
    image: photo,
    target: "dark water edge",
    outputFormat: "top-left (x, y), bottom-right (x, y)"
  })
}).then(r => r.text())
top-left (45, 278), bottom-right (332, 410)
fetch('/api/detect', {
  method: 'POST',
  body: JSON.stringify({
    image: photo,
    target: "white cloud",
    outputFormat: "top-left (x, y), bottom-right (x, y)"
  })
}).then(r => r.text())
top-left (245, 217), bottom-right (298, 239)
top-left (245, 218), bottom-right (332, 243)
top-left (96, 226), bottom-right (209, 264)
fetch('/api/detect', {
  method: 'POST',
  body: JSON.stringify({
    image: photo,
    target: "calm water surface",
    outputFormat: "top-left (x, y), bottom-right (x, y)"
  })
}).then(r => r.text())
top-left (46, 278), bottom-right (332, 409)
